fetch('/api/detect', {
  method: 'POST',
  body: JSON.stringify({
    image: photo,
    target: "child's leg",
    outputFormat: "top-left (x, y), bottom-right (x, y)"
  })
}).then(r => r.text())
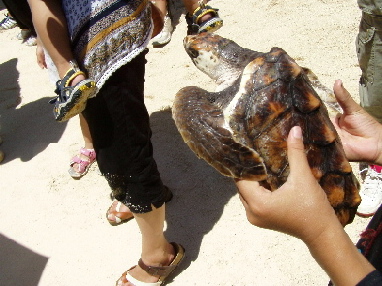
top-left (68, 114), bottom-right (96, 179)
top-left (151, 0), bottom-right (167, 19)
top-left (80, 113), bottom-right (94, 150)
top-left (150, 0), bottom-right (173, 47)
top-left (183, 0), bottom-right (200, 14)
top-left (183, 0), bottom-right (214, 20)
top-left (124, 205), bottom-right (176, 283)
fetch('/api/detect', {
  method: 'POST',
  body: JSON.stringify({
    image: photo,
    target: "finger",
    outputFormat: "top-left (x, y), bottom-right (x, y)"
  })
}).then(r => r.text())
top-left (331, 113), bottom-right (343, 133)
top-left (236, 180), bottom-right (272, 224)
top-left (333, 80), bottom-right (363, 114)
top-left (286, 126), bottom-right (311, 177)
top-left (236, 180), bottom-right (271, 205)
top-left (236, 179), bottom-right (263, 197)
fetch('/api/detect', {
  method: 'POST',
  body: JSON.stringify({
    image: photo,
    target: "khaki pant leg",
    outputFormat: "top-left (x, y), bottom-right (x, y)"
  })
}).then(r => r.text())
top-left (357, 13), bottom-right (382, 123)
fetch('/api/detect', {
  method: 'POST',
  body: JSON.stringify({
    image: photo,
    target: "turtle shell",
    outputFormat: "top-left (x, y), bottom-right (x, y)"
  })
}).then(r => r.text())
top-left (173, 34), bottom-right (360, 226)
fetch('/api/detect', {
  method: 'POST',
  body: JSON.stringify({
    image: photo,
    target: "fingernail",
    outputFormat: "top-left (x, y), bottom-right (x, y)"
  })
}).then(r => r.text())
top-left (292, 126), bottom-right (302, 139)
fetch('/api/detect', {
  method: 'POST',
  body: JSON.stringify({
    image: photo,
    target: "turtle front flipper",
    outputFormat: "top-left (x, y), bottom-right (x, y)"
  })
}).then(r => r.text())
top-left (173, 86), bottom-right (267, 180)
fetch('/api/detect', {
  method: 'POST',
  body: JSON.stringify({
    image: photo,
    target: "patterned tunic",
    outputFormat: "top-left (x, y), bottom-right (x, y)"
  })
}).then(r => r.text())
top-left (61, 0), bottom-right (152, 90)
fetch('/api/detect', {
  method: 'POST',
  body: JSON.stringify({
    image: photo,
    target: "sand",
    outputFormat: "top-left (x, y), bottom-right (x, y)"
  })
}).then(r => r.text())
top-left (0, 0), bottom-right (374, 285)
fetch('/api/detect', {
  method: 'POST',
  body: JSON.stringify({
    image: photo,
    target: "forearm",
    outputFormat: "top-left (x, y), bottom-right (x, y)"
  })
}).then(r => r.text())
top-left (306, 221), bottom-right (375, 286)
top-left (28, 0), bottom-right (73, 78)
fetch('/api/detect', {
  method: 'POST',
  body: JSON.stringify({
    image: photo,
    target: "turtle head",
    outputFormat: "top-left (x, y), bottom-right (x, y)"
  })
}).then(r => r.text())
top-left (184, 33), bottom-right (261, 88)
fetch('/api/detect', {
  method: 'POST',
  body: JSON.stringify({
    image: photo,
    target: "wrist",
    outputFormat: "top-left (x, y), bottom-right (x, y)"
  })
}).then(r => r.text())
top-left (375, 127), bottom-right (382, 165)
top-left (375, 150), bottom-right (382, 166)
top-left (306, 220), bottom-right (374, 285)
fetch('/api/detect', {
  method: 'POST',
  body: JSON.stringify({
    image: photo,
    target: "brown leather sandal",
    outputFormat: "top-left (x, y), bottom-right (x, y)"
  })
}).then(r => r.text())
top-left (115, 242), bottom-right (185, 286)
top-left (106, 200), bottom-right (134, 226)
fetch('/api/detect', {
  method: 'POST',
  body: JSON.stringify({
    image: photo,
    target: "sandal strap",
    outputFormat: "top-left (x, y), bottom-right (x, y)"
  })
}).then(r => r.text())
top-left (186, 4), bottom-right (221, 35)
top-left (69, 148), bottom-right (96, 174)
top-left (116, 243), bottom-right (184, 285)
top-left (113, 201), bottom-right (123, 224)
top-left (70, 156), bottom-right (93, 173)
top-left (138, 242), bottom-right (184, 277)
top-left (107, 201), bottom-right (133, 225)
top-left (70, 156), bottom-right (83, 165)
top-left (54, 70), bottom-right (85, 94)
top-left (53, 60), bottom-right (86, 100)
top-left (193, 6), bottom-right (219, 25)
top-left (70, 148), bottom-right (96, 163)
top-left (0, 15), bottom-right (17, 29)
top-left (122, 271), bottom-right (160, 286)
top-left (79, 147), bottom-right (96, 160)
top-left (138, 259), bottom-right (177, 277)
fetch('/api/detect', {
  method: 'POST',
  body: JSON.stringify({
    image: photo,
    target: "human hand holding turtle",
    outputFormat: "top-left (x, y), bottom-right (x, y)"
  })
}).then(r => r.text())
top-left (236, 126), bottom-right (337, 242)
top-left (332, 80), bottom-right (382, 165)
top-left (236, 125), bottom-right (376, 286)
top-left (236, 81), bottom-right (382, 233)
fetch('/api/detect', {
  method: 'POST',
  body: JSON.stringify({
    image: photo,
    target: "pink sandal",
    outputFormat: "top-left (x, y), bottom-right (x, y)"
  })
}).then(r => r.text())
top-left (68, 148), bottom-right (96, 179)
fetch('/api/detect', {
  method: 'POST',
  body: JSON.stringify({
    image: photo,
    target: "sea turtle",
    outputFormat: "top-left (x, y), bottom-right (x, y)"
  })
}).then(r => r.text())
top-left (172, 33), bottom-right (360, 226)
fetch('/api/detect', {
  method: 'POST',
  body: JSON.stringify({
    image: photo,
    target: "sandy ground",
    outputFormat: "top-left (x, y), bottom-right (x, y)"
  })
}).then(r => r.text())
top-left (0, 0), bottom-right (374, 285)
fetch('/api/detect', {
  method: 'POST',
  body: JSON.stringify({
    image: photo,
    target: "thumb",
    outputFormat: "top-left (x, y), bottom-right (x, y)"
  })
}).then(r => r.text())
top-left (286, 126), bottom-right (311, 177)
top-left (333, 80), bottom-right (362, 115)
top-left (236, 179), bottom-right (271, 201)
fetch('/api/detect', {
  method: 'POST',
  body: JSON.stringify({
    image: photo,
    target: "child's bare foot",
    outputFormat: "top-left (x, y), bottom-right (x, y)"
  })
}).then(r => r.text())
top-left (186, 3), bottom-right (223, 35)
top-left (70, 73), bottom-right (86, 86)
top-left (50, 64), bottom-right (97, 122)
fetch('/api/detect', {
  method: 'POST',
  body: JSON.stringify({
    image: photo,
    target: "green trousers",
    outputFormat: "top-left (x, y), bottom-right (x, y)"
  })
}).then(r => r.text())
top-left (357, 12), bottom-right (382, 123)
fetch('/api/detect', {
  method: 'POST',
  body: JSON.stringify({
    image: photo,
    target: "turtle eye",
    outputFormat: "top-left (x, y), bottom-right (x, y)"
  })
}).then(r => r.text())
top-left (187, 48), bottom-right (199, 58)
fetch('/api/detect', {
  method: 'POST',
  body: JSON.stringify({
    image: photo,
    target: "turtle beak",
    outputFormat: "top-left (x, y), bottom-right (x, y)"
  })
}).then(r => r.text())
top-left (183, 35), bottom-right (200, 55)
top-left (184, 36), bottom-right (200, 58)
top-left (186, 47), bottom-right (199, 59)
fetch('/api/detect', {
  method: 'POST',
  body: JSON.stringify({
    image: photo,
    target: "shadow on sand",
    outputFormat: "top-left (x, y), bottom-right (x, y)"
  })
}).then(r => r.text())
top-left (0, 58), bottom-right (67, 164)
top-left (0, 233), bottom-right (48, 286)
top-left (149, 108), bottom-right (237, 277)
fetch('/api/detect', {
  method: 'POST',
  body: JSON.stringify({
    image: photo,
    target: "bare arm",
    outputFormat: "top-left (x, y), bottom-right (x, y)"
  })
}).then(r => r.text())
top-left (27, 0), bottom-right (73, 77)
